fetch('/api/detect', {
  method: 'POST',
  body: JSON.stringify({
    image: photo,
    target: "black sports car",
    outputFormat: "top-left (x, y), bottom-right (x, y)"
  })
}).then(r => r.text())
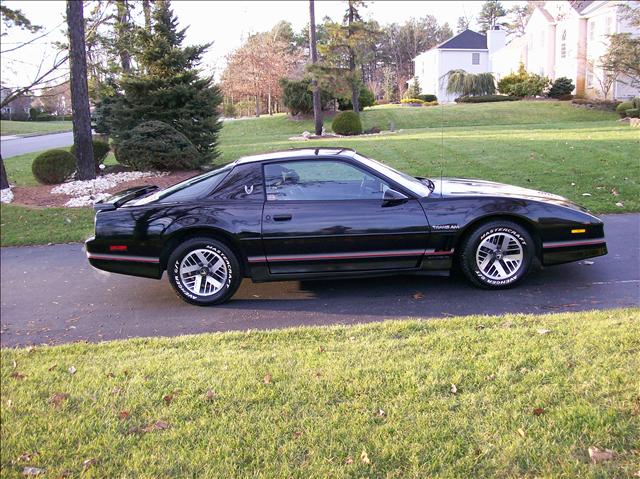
top-left (86, 148), bottom-right (607, 305)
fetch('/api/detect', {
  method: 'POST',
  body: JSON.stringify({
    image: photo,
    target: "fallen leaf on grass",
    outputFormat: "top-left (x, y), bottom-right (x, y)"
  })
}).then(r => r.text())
top-left (48, 392), bottom-right (68, 408)
top-left (616, 202), bottom-right (625, 208)
top-left (318, 346), bottom-right (325, 353)
top-left (82, 458), bottom-right (97, 470)
top-left (48, 364), bottom-right (57, 372)
top-left (118, 410), bottom-right (130, 420)
top-left (163, 393), bottom-right (174, 404)
top-left (485, 374), bottom-right (496, 381)
top-left (205, 389), bottom-right (216, 401)
top-left (13, 452), bottom-right (35, 463)
top-left (517, 428), bottom-right (526, 438)
top-left (537, 329), bottom-right (552, 335)
top-left (360, 449), bottom-right (370, 464)
top-left (263, 374), bottom-right (272, 384)
top-left (22, 467), bottom-right (44, 476)
top-left (106, 372), bottom-right (115, 378)
top-left (412, 292), bottom-right (424, 300)
top-left (377, 408), bottom-right (386, 417)
top-left (588, 446), bottom-right (615, 464)
top-left (450, 383), bottom-right (458, 394)
top-left (67, 366), bottom-right (76, 375)
top-left (345, 456), bottom-right (354, 465)
top-left (10, 371), bottom-right (26, 380)
top-left (293, 431), bottom-right (303, 439)
top-left (611, 188), bottom-right (620, 196)
top-left (633, 470), bottom-right (640, 477)
top-left (12, 360), bottom-right (17, 369)
top-left (533, 407), bottom-right (545, 416)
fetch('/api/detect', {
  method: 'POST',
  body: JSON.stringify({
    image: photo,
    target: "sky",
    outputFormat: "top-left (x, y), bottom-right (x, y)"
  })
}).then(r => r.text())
top-left (0, 0), bottom-right (523, 88)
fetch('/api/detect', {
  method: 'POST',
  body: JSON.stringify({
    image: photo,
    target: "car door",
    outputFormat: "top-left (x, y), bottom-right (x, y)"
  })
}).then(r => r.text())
top-left (261, 158), bottom-right (430, 274)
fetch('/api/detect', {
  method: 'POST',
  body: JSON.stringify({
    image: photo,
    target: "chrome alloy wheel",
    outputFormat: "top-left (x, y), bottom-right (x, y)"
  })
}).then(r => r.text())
top-left (475, 232), bottom-right (524, 281)
top-left (179, 249), bottom-right (228, 296)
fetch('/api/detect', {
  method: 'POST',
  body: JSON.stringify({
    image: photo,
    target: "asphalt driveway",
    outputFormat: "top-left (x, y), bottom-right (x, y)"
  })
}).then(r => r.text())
top-left (1, 214), bottom-right (638, 348)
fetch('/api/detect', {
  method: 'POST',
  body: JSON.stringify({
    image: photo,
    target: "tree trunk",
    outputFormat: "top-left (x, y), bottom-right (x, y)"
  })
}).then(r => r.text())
top-left (116, 0), bottom-right (132, 74)
top-left (67, 0), bottom-right (95, 180)
top-left (268, 89), bottom-right (272, 115)
top-left (142, 0), bottom-right (152, 30)
top-left (255, 95), bottom-right (260, 117)
top-left (347, 1), bottom-right (360, 113)
top-left (0, 155), bottom-right (9, 190)
top-left (309, 0), bottom-right (323, 135)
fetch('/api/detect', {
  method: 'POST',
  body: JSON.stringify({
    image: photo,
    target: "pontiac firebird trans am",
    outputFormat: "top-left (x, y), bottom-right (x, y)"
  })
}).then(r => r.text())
top-left (85, 148), bottom-right (607, 306)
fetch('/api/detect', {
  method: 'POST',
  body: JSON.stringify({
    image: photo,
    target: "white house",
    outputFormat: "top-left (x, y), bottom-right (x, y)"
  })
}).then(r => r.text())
top-left (492, 1), bottom-right (639, 100)
top-left (411, 28), bottom-right (506, 102)
top-left (412, 1), bottom-right (639, 101)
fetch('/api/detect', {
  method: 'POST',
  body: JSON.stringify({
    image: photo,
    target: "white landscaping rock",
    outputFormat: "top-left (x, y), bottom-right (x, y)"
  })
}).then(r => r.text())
top-left (51, 171), bottom-right (167, 197)
top-left (50, 171), bottom-right (169, 207)
top-left (1, 187), bottom-right (13, 204)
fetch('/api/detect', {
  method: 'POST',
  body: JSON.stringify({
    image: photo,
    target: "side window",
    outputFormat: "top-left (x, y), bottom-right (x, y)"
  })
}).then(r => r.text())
top-left (211, 163), bottom-right (264, 200)
top-left (472, 52), bottom-right (480, 65)
top-left (264, 160), bottom-right (390, 201)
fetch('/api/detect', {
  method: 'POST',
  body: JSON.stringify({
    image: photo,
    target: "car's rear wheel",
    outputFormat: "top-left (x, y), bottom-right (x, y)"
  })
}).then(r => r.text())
top-left (167, 237), bottom-right (241, 306)
top-left (459, 220), bottom-right (534, 289)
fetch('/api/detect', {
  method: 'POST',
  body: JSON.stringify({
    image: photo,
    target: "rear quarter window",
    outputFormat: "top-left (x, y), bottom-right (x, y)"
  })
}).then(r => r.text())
top-left (211, 163), bottom-right (264, 200)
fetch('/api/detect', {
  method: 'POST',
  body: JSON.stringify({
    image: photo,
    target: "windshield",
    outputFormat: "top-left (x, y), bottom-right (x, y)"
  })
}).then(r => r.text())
top-left (353, 153), bottom-right (432, 197)
top-left (130, 162), bottom-right (234, 206)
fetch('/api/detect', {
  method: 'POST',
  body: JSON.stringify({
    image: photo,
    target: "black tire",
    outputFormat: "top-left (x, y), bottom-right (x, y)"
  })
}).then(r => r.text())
top-left (459, 220), bottom-right (534, 289)
top-left (167, 237), bottom-right (241, 306)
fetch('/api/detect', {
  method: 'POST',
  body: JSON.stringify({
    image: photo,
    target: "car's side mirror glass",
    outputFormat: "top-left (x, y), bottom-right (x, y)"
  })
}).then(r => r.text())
top-left (382, 188), bottom-right (408, 206)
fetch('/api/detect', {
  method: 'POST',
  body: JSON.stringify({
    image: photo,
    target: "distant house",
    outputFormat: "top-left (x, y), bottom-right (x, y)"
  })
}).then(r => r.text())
top-left (412, 1), bottom-right (639, 102)
top-left (490, 1), bottom-right (639, 100)
top-left (0, 87), bottom-right (33, 121)
top-left (411, 28), bottom-right (506, 102)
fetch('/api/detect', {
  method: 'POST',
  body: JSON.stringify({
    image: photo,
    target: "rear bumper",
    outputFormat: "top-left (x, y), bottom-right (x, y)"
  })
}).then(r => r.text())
top-left (541, 238), bottom-right (607, 266)
top-left (85, 236), bottom-right (163, 279)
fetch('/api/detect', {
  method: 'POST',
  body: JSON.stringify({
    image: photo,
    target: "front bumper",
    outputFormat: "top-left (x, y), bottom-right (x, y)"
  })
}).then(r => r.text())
top-left (541, 238), bottom-right (607, 266)
top-left (85, 236), bottom-right (163, 279)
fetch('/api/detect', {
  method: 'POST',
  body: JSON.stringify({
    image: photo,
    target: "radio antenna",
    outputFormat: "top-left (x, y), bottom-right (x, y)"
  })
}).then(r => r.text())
top-left (440, 93), bottom-right (444, 196)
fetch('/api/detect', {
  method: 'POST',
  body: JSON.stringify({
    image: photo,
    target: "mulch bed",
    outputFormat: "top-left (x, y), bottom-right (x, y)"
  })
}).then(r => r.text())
top-left (11, 171), bottom-right (199, 208)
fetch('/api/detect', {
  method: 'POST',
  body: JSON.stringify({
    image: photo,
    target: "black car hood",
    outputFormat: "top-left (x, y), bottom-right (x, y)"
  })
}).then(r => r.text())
top-left (432, 177), bottom-right (588, 212)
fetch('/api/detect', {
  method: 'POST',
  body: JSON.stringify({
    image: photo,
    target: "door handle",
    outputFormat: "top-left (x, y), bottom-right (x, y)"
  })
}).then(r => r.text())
top-left (273, 214), bottom-right (292, 222)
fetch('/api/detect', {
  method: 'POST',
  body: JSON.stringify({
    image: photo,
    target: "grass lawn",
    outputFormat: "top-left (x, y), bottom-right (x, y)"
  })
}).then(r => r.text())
top-left (1, 309), bottom-right (638, 477)
top-left (0, 204), bottom-right (95, 246)
top-left (1, 101), bottom-right (638, 246)
top-left (0, 120), bottom-right (73, 137)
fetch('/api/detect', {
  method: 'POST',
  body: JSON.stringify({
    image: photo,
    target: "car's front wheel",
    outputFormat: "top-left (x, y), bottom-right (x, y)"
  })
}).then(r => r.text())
top-left (459, 220), bottom-right (534, 289)
top-left (167, 237), bottom-right (241, 306)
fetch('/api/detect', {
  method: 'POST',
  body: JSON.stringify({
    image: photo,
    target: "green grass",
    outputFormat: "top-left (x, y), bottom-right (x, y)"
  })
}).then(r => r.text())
top-left (0, 204), bottom-right (94, 246)
top-left (1, 309), bottom-right (638, 478)
top-left (1, 102), bottom-right (638, 247)
top-left (0, 120), bottom-right (73, 137)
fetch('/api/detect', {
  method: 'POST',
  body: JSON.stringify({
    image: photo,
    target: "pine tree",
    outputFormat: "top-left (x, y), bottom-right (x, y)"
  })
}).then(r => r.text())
top-left (478, 0), bottom-right (507, 32)
top-left (109, 0), bottom-right (222, 163)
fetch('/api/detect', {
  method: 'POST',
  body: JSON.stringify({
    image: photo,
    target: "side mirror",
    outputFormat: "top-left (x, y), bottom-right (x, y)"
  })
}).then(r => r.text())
top-left (382, 188), bottom-right (408, 206)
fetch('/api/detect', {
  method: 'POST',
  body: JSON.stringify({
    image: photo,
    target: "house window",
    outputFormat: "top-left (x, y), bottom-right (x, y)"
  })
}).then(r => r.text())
top-left (561, 30), bottom-right (567, 58)
top-left (605, 16), bottom-right (613, 35)
top-left (472, 52), bottom-right (480, 65)
top-left (589, 20), bottom-right (596, 41)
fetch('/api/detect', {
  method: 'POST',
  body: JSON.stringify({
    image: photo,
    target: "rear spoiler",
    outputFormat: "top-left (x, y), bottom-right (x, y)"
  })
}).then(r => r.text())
top-left (94, 185), bottom-right (159, 211)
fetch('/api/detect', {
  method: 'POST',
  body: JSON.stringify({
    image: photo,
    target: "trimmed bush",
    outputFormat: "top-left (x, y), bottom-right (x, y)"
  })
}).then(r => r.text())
top-left (616, 100), bottom-right (634, 117)
top-left (626, 108), bottom-right (640, 118)
top-left (338, 87), bottom-right (375, 111)
top-left (455, 95), bottom-right (520, 103)
top-left (115, 121), bottom-right (201, 170)
top-left (32, 149), bottom-right (77, 185)
top-left (401, 98), bottom-right (425, 105)
top-left (548, 77), bottom-right (575, 98)
top-left (417, 94), bottom-right (437, 102)
top-left (331, 111), bottom-right (362, 136)
top-left (633, 97), bottom-right (640, 108)
top-left (71, 139), bottom-right (110, 170)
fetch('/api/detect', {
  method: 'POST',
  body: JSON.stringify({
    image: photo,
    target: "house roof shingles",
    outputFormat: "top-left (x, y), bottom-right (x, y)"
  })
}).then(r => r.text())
top-left (437, 29), bottom-right (487, 50)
